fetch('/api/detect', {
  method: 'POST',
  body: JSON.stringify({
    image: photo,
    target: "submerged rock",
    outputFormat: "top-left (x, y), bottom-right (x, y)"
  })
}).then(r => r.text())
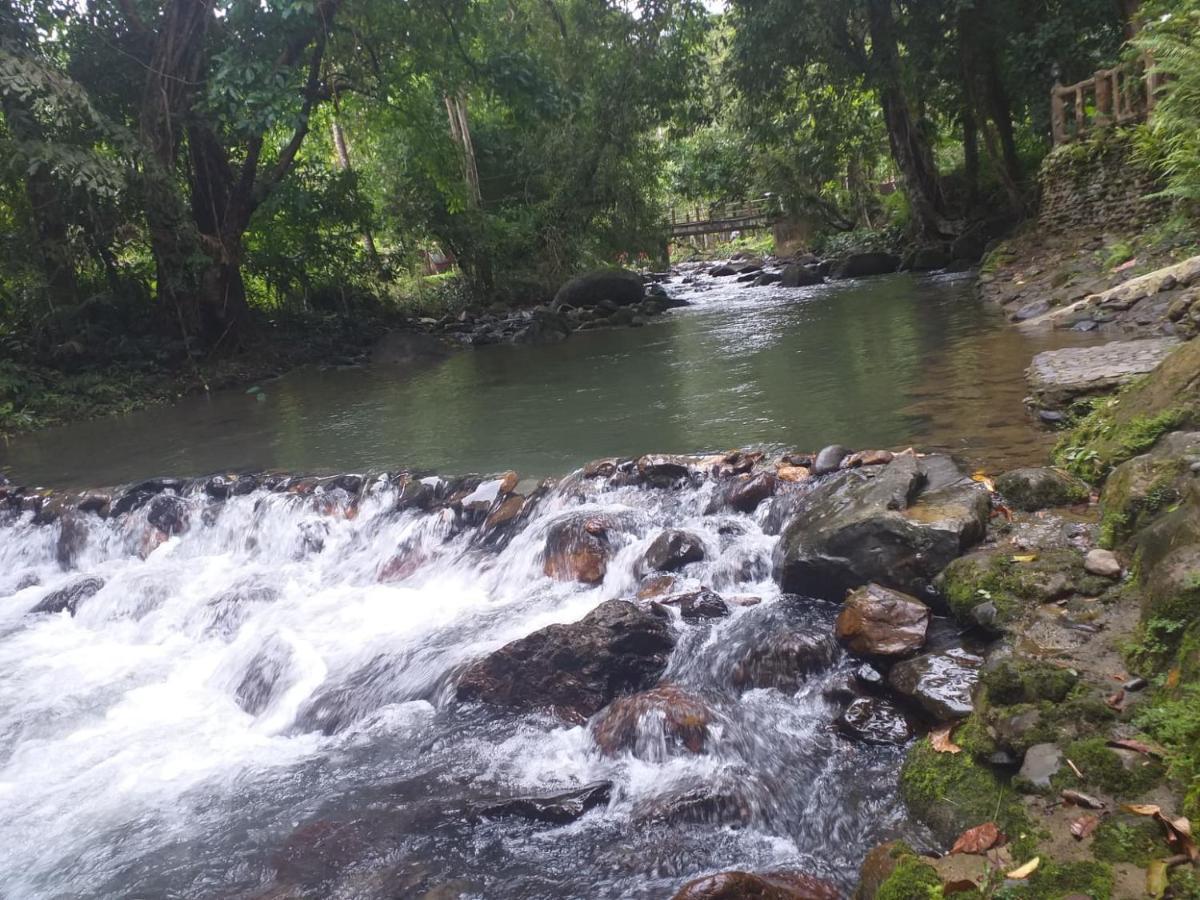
top-left (590, 684), bottom-right (712, 756)
top-left (478, 781), bottom-right (612, 824)
top-left (774, 454), bottom-right (990, 600)
top-left (658, 588), bottom-right (731, 622)
top-left (455, 600), bottom-right (675, 720)
top-left (834, 583), bottom-right (930, 657)
top-left (732, 630), bottom-right (840, 692)
top-left (29, 576), bottom-right (104, 616)
top-left (836, 697), bottom-right (914, 745)
top-left (670, 870), bottom-right (842, 900)
top-left (887, 648), bottom-right (982, 722)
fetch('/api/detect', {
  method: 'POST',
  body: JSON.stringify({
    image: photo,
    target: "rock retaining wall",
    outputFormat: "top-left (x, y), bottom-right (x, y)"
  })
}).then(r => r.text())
top-left (1038, 131), bottom-right (1165, 235)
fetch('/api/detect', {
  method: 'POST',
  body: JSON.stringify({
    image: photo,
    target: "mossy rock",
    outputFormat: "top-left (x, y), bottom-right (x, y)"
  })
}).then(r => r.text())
top-left (1099, 431), bottom-right (1200, 548)
top-left (1051, 736), bottom-right (1165, 797)
top-left (936, 549), bottom-right (1102, 631)
top-left (1054, 338), bottom-right (1200, 483)
top-left (1091, 814), bottom-right (1168, 866)
top-left (982, 659), bottom-right (1079, 706)
top-left (873, 852), bottom-right (941, 900)
top-left (1132, 478), bottom-right (1200, 626)
top-left (993, 859), bottom-right (1114, 899)
top-left (900, 738), bottom-right (1031, 846)
top-left (995, 467), bottom-right (1090, 512)
top-left (1134, 683), bottom-right (1200, 822)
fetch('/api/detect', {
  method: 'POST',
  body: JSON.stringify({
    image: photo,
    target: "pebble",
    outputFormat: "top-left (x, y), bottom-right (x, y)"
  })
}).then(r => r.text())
top-left (1123, 676), bottom-right (1148, 692)
top-left (1084, 548), bottom-right (1122, 578)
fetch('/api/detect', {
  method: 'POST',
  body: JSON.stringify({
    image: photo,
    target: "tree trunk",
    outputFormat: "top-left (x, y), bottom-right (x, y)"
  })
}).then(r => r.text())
top-left (865, 0), bottom-right (952, 239)
top-left (962, 107), bottom-right (980, 210)
top-left (331, 115), bottom-right (381, 268)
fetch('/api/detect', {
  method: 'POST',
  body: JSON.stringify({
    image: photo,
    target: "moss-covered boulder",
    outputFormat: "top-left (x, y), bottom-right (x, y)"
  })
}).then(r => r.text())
top-left (1133, 477), bottom-right (1200, 626)
top-left (1099, 431), bottom-right (1200, 547)
top-left (1055, 337), bottom-right (1200, 483)
top-left (935, 548), bottom-right (1108, 632)
top-left (995, 466), bottom-right (1090, 511)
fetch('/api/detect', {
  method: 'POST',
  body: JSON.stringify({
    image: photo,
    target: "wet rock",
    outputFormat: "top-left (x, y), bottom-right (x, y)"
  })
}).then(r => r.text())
top-left (637, 453), bottom-right (700, 487)
top-left (235, 639), bottom-right (292, 716)
top-left (478, 781), bottom-right (612, 824)
top-left (670, 870), bottom-right (842, 900)
top-left (732, 631), bottom-right (840, 692)
top-left (55, 512), bottom-right (88, 569)
top-left (553, 268), bottom-right (644, 309)
top-left (855, 841), bottom-right (907, 900)
top-left (1017, 742), bottom-right (1062, 790)
top-left (887, 648), bottom-right (982, 721)
top-left (836, 697), bottom-right (914, 745)
top-left (76, 490), bottom-right (112, 515)
top-left (1084, 548), bottom-right (1122, 578)
top-left (591, 684), bottom-right (712, 756)
top-left (812, 444), bottom-right (849, 476)
top-left (707, 472), bottom-right (777, 514)
top-left (776, 465), bottom-right (811, 483)
top-left (659, 588), bottom-right (731, 621)
top-left (455, 600), bottom-right (675, 720)
top-left (636, 573), bottom-right (679, 599)
top-left (147, 493), bottom-right (189, 535)
top-left (710, 264), bottom-right (738, 277)
top-left (994, 467), bottom-right (1089, 511)
top-left (395, 479), bottom-right (436, 512)
top-left (756, 271), bottom-right (784, 286)
top-left (909, 246), bottom-right (950, 271)
top-left (854, 663), bottom-right (886, 691)
top-left (780, 264), bottom-right (824, 287)
top-left (542, 513), bottom-right (630, 584)
top-left (640, 529), bottom-right (705, 573)
top-left (271, 818), bottom-right (369, 886)
top-left (833, 252), bottom-right (900, 279)
top-left (774, 454), bottom-right (990, 600)
top-left (29, 575), bottom-right (104, 616)
top-left (834, 583), bottom-right (930, 657)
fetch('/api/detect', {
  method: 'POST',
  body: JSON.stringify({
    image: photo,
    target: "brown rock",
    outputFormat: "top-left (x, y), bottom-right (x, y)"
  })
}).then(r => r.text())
top-left (591, 684), bottom-right (711, 755)
top-left (834, 583), bottom-right (931, 656)
top-left (543, 513), bottom-right (629, 584)
top-left (637, 573), bottom-right (678, 599)
top-left (671, 870), bottom-right (842, 900)
top-left (485, 494), bottom-right (525, 530)
top-left (640, 529), bottom-right (706, 573)
top-left (776, 465), bottom-right (812, 483)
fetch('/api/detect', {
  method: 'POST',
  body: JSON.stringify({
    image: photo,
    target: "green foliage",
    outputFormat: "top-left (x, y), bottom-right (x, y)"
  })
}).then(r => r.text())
top-left (1091, 816), bottom-right (1166, 866)
top-left (875, 853), bottom-right (943, 900)
top-left (1134, 683), bottom-right (1200, 820)
top-left (1052, 736), bottom-right (1165, 797)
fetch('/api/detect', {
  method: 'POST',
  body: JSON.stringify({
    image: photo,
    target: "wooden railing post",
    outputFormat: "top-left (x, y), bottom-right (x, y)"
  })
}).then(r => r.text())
top-left (1074, 85), bottom-right (1085, 136)
top-left (1051, 83), bottom-right (1067, 145)
top-left (1094, 68), bottom-right (1113, 126)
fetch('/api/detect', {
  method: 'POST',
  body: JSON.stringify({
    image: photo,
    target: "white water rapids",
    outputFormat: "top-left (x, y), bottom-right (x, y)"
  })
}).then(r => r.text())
top-left (0, 468), bottom-right (925, 898)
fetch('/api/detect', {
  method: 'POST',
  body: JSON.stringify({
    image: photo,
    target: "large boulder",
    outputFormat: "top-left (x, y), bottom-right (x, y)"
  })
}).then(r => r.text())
top-left (887, 647), bottom-right (982, 722)
top-left (773, 454), bottom-right (990, 601)
top-left (640, 529), bottom-right (705, 573)
top-left (542, 512), bottom-right (632, 584)
top-left (670, 871), bottom-right (842, 900)
top-left (835, 583), bottom-right (931, 657)
top-left (832, 252), bottom-right (900, 279)
top-left (590, 684), bottom-right (712, 756)
top-left (455, 600), bottom-right (675, 720)
top-left (553, 268), bottom-right (645, 309)
top-left (732, 630), bottom-right (840, 692)
top-left (780, 264), bottom-right (824, 287)
top-left (836, 696), bottom-right (914, 745)
top-left (29, 576), bottom-right (105, 616)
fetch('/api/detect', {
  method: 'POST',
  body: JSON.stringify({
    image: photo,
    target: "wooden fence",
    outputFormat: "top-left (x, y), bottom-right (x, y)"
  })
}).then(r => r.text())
top-left (1051, 56), bottom-right (1163, 144)
top-left (667, 197), bottom-right (782, 238)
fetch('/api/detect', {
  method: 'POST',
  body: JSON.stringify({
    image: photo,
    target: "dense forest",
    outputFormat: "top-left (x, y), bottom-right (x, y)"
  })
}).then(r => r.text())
top-left (0, 0), bottom-right (1197, 429)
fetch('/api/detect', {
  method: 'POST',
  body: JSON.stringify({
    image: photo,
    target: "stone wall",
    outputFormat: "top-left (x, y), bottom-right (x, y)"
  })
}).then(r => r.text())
top-left (1038, 130), bottom-right (1166, 235)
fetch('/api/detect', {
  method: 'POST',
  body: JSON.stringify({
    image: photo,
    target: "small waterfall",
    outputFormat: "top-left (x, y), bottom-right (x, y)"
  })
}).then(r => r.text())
top-left (0, 460), bottom-right (924, 898)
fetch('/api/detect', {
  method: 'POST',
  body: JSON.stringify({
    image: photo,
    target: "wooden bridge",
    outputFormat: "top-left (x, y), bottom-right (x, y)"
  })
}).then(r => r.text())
top-left (1051, 54), bottom-right (1164, 145)
top-left (668, 197), bottom-right (782, 239)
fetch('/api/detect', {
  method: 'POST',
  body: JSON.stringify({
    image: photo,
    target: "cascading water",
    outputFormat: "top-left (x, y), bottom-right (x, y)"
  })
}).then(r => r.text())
top-left (0, 462), bottom-right (930, 899)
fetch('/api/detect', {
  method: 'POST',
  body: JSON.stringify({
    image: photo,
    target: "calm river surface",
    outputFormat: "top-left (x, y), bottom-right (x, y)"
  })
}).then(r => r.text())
top-left (1, 271), bottom-right (1096, 488)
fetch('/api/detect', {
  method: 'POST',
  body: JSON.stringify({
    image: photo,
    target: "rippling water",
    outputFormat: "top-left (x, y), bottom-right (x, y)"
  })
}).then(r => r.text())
top-left (0, 271), bottom-right (1099, 488)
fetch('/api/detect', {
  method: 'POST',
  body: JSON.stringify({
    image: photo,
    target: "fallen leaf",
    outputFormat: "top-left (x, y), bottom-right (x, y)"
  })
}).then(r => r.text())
top-left (1124, 803), bottom-right (1163, 817)
top-left (950, 822), bottom-right (1003, 855)
top-left (1146, 859), bottom-right (1168, 898)
top-left (995, 503), bottom-right (1013, 522)
top-left (1105, 689), bottom-right (1125, 710)
top-left (931, 725), bottom-right (962, 754)
top-left (1006, 857), bottom-right (1040, 879)
top-left (1070, 814), bottom-right (1100, 840)
top-left (1067, 758), bottom-right (1084, 779)
top-left (1062, 789), bottom-right (1106, 810)
top-left (1162, 815), bottom-right (1197, 861)
top-left (971, 471), bottom-right (996, 492)
top-left (1107, 738), bottom-right (1166, 759)
top-left (1114, 257), bottom-right (1139, 272)
top-left (1011, 554), bottom-right (1038, 563)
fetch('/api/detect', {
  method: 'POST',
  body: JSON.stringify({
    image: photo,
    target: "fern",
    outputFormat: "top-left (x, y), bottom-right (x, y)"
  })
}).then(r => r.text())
top-left (1135, 3), bottom-right (1200, 202)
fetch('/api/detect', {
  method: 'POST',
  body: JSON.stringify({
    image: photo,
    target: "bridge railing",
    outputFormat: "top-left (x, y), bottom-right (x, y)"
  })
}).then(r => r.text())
top-left (668, 197), bottom-right (781, 228)
top-left (1051, 55), bottom-right (1163, 145)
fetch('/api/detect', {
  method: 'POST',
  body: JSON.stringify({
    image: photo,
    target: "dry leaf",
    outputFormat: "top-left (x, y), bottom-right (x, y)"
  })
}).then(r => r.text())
top-left (1067, 758), bottom-right (1084, 779)
top-left (1062, 789), bottom-right (1106, 809)
top-left (1124, 803), bottom-right (1163, 817)
top-left (1163, 815), bottom-right (1197, 861)
top-left (1011, 554), bottom-right (1038, 563)
top-left (1146, 859), bottom-right (1168, 899)
top-left (1070, 814), bottom-right (1100, 840)
top-left (1107, 738), bottom-right (1166, 759)
top-left (971, 471), bottom-right (996, 492)
top-left (931, 725), bottom-right (962, 754)
top-left (950, 822), bottom-right (1003, 855)
top-left (1006, 857), bottom-right (1040, 879)
top-left (1105, 689), bottom-right (1126, 710)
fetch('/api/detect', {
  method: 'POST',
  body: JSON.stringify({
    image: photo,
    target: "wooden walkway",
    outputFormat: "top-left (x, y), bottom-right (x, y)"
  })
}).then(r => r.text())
top-left (668, 198), bottom-right (781, 238)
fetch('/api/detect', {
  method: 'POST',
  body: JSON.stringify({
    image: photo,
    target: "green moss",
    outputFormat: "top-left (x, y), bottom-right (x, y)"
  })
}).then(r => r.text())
top-left (995, 860), bottom-right (1114, 900)
top-left (982, 660), bottom-right (1079, 706)
top-left (1052, 736), bottom-right (1165, 797)
top-left (938, 551), bottom-right (1094, 631)
top-left (875, 853), bottom-right (943, 900)
top-left (1091, 815), bottom-right (1166, 866)
top-left (1169, 866), bottom-right (1200, 900)
top-left (1056, 403), bottom-right (1186, 482)
top-left (1134, 683), bottom-right (1200, 821)
top-left (900, 738), bottom-right (1033, 846)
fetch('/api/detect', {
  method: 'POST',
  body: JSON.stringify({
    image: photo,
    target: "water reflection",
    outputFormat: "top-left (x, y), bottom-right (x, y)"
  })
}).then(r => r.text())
top-left (1, 272), bottom-right (1100, 487)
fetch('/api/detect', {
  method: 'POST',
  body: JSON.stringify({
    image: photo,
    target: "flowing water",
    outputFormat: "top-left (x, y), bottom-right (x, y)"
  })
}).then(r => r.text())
top-left (0, 271), bottom-right (1099, 488)
top-left (0, 271), bottom-right (1099, 899)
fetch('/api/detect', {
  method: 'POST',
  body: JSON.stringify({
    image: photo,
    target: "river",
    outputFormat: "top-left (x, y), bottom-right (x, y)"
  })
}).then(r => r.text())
top-left (0, 271), bottom-right (1098, 899)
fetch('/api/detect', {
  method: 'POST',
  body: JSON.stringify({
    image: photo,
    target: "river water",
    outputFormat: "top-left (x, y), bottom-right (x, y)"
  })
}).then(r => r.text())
top-left (0, 271), bottom-right (1098, 899)
top-left (1, 271), bottom-right (1097, 488)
